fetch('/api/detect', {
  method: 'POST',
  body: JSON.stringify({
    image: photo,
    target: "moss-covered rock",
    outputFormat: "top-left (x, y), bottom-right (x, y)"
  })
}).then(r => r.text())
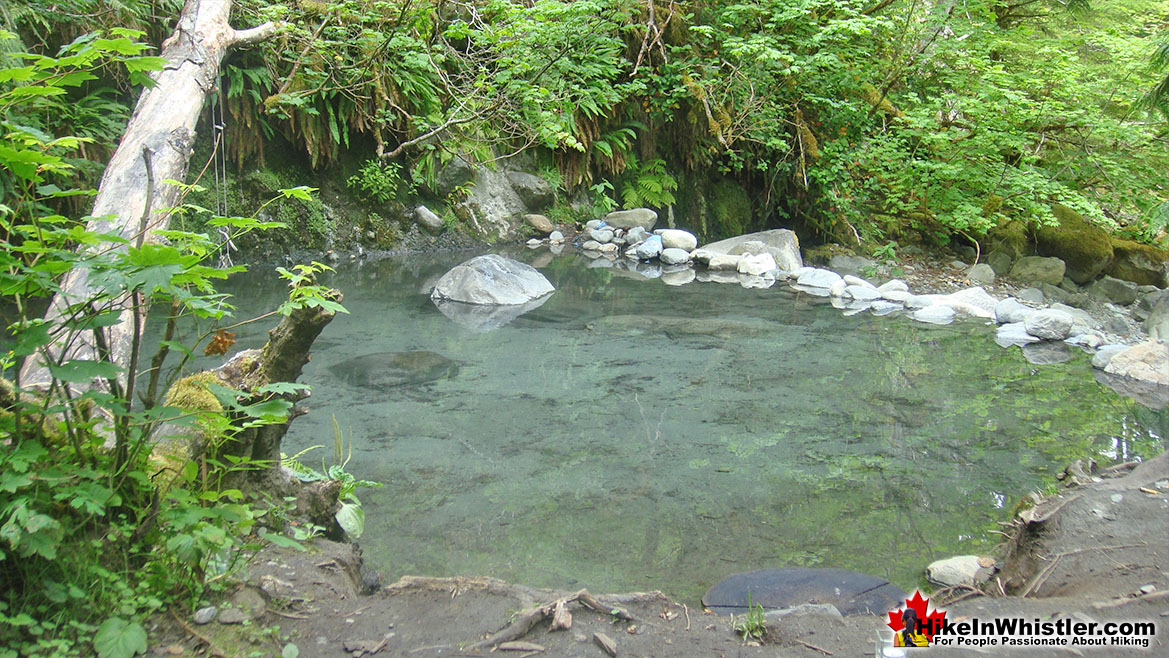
top-left (985, 218), bottom-right (1029, 261)
top-left (1034, 204), bottom-right (1113, 284)
top-left (706, 179), bottom-right (753, 242)
top-left (1106, 239), bottom-right (1169, 287)
top-left (163, 371), bottom-right (225, 413)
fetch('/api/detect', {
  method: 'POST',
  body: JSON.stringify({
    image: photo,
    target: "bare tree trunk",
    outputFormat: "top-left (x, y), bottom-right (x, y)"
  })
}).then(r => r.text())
top-left (20, 0), bottom-right (276, 389)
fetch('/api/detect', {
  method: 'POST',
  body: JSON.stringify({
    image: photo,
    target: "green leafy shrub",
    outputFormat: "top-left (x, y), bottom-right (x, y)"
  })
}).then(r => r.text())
top-left (0, 36), bottom-right (346, 657)
top-left (346, 159), bottom-right (414, 204)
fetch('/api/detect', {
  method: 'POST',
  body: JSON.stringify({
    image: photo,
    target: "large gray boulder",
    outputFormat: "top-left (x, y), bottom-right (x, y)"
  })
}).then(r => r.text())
top-left (1024, 309), bottom-right (1075, 340)
top-left (659, 229), bottom-right (698, 251)
top-left (1088, 276), bottom-right (1138, 306)
top-left (605, 208), bottom-right (658, 230)
top-left (435, 155), bottom-right (474, 197)
top-left (506, 171), bottom-right (553, 209)
top-left (701, 229), bottom-right (803, 272)
top-left (458, 168), bottom-right (528, 240)
top-left (414, 205), bottom-right (444, 232)
top-left (1145, 294), bottom-right (1169, 341)
top-left (430, 254), bottom-right (554, 305)
top-left (524, 213), bottom-right (554, 235)
top-left (1010, 256), bottom-right (1066, 286)
top-left (1103, 341), bottom-right (1169, 386)
top-left (828, 254), bottom-right (876, 277)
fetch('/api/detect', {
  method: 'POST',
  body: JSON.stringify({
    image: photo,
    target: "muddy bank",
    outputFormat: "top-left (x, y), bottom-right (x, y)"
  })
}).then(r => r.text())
top-left (150, 452), bottom-right (1167, 657)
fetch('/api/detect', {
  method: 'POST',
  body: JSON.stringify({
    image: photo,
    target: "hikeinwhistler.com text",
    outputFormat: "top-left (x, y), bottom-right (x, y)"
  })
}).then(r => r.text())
top-left (926, 617), bottom-right (1157, 649)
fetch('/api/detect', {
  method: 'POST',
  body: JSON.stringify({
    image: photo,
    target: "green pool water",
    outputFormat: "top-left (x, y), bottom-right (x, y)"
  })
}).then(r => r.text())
top-left (214, 249), bottom-right (1166, 604)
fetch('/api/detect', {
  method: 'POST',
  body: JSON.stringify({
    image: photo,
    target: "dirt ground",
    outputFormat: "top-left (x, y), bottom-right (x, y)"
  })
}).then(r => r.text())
top-left (146, 452), bottom-right (1168, 658)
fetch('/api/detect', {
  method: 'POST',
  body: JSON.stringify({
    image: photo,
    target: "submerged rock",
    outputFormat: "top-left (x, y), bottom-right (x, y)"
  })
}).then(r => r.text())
top-left (430, 254), bottom-right (554, 305)
top-left (913, 305), bottom-right (956, 325)
top-left (703, 568), bottom-right (906, 616)
top-left (433, 295), bottom-right (552, 331)
top-left (330, 351), bottom-right (460, 389)
top-left (1022, 341), bottom-right (1072, 365)
top-left (996, 322), bottom-right (1041, 348)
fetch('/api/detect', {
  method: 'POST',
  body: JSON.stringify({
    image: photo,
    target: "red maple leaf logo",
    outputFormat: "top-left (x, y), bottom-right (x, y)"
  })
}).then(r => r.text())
top-left (887, 590), bottom-right (947, 642)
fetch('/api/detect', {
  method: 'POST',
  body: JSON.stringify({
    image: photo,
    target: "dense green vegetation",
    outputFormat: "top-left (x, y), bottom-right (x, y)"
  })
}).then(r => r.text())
top-left (217, 0), bottom-right (1169, 246)
top-left (5, 0), bottom-right (1167, 247)
top-left (1, 0), bottom-right (1167, 655)
top-left (0, 21), bottom-right (352, 657)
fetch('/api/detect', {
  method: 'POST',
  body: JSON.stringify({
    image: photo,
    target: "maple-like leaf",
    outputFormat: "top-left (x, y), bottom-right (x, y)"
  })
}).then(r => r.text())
top-left (204, 329), bottom-right (236, 356)
top-left (886, 590), bottom-right (947, 641)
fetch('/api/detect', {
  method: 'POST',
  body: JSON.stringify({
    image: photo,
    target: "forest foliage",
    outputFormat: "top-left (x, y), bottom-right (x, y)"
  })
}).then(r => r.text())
top-left (3, 0), bottom-right (1168, 247)
top-left (218, 0), bottom-right (1169, 247)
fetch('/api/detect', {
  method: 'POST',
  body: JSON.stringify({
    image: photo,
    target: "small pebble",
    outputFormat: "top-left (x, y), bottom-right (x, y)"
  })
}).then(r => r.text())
top-left (1140, 585), bottom-right (1156, 595)
top-left (1110, 494), bottom-right (1123, 503)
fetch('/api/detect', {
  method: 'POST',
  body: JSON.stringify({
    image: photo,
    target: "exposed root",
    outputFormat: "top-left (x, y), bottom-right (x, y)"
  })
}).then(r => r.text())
top-left (467, 589), bottom-right (639, 652)
top-left (169, 609), bottom-right (226, 658)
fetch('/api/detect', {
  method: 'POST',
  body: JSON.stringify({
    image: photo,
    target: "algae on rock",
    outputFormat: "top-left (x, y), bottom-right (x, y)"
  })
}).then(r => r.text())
top-left (1106, 238), bottom-right (1169, 287)
top-left (1035, 204), bottom-right (1113, 284)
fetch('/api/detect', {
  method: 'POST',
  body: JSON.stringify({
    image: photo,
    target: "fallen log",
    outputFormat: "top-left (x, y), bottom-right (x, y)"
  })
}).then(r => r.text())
top-left (21, 0), bottom-right (277, 390)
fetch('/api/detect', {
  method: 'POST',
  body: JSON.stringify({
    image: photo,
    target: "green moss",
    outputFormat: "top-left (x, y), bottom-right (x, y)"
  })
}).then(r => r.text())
top-left (707, 178), bottom-right (752, 241)
top-left (985, 218), bottom-right (1029, 261)
top-left (1034, 203), bottom-right (1113, 284)
top-left (1106, 238), bottom-right (1169, 287)
top-left (163, 371), bottom-right (224, 413)
top-left (803, 243), bottom-right (852, 267)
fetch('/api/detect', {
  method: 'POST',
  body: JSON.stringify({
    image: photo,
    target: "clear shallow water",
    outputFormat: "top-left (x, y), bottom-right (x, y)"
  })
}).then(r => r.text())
top-left (211, 249), bottom-right (1165, 603)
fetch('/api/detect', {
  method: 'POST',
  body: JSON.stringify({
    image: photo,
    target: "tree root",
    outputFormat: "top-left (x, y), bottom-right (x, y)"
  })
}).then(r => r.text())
top-left (169, 609), bottom-right (226, 658)
top-left (467, 589), bottom-right (638, 652)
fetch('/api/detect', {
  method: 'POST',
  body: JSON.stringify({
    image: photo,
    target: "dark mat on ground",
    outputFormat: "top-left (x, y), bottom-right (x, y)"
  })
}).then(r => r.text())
top-left (702, 567), bottom-right (908, 616)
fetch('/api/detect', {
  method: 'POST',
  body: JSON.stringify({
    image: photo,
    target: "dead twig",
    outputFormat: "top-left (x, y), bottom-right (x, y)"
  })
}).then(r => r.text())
top-left (169, 609), bottom-right (226, 658)
top-left (1094, 589), bottom-right (1169, 609)
top-left (1021, 555), bottom-right (1062, 597)
top-left (1098, 460), bottom-right (1139, 475)
top-left (267, 608), bottom-right (312, 619)
top-left (467, 589), bottom-right (637, 652)
top-left (798, 639), bottom-right (834, 655)
top-left (683, 603), bottom-right (691, 631)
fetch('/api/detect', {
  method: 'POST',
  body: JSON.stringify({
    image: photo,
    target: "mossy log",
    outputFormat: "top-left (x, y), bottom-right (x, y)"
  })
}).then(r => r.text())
top-left (154, 289), bottom-right (341, 490)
